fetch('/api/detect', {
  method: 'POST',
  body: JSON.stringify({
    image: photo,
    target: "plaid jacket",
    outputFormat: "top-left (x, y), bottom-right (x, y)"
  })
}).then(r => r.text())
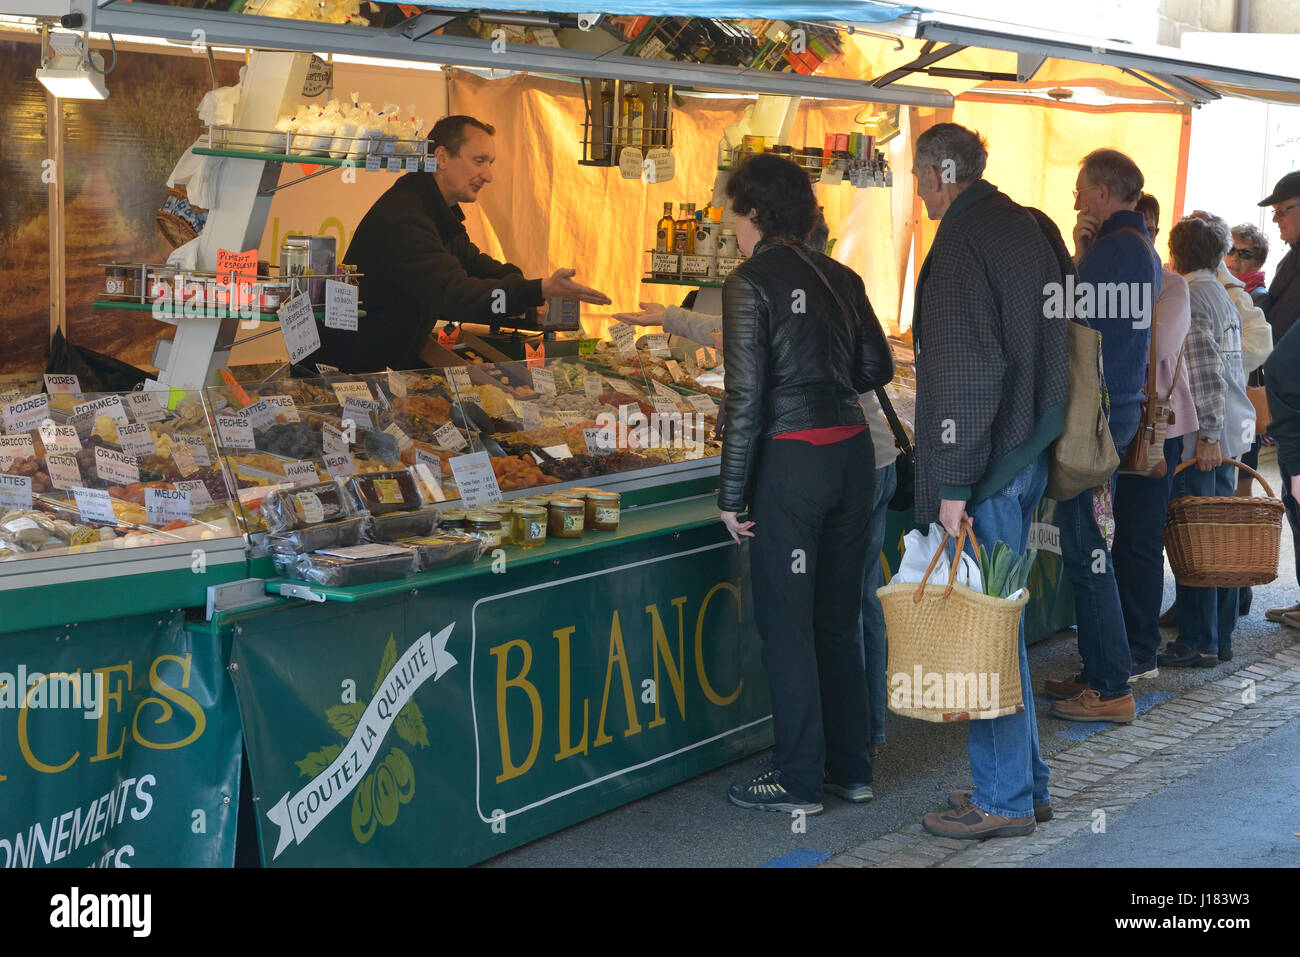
top-left (912, 181), bottom-right (1069, 524)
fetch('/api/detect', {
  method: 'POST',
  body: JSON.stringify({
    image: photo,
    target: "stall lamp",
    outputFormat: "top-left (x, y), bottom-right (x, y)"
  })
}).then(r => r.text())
top-left (37, 30), bottom-right (109, 100)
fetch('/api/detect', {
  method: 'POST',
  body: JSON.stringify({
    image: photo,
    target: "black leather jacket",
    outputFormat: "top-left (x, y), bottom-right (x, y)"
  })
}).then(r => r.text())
top-left (718, 239), bottom-right (894, 511)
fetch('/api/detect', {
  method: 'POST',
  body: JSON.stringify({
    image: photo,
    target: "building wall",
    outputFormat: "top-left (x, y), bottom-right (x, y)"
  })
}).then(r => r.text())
top-left (1159, 0), bottom-right (1300, 44)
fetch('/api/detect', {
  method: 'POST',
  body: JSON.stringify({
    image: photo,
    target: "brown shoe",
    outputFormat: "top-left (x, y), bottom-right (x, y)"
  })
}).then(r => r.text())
top-left (1050, 689), bottom-right (1136, 723)
top-left (1266, 602), bottom-right (1300, 623)
top-left (949, 789), bottom-right (1053, 823)
top-left (1281, 610), bottom-right (1300, 630)
top-left (1044, 672), bottom-right (1088, 700)
top-left (923, 802), bottom-right (1035, 839)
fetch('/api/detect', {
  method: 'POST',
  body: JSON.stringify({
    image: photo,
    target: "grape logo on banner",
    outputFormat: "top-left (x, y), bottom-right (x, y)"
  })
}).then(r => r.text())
top-left (267, 625), bottom-right (457, 860)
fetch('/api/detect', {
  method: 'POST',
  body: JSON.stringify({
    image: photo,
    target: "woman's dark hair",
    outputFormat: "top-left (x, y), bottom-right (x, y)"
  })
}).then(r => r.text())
top-left (1169, 217), bottom-right (1226, 274)
top-left (725, 153), bottom-right (818, 242)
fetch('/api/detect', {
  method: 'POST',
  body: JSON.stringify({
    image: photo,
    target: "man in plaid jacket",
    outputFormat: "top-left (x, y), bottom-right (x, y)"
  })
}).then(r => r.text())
top-left (910, 123), bottom-right (1069, 840)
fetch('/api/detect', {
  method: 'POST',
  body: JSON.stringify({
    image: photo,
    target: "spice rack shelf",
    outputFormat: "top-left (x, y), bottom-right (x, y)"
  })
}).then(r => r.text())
top-left (191, 146), bottom-right (432, 172)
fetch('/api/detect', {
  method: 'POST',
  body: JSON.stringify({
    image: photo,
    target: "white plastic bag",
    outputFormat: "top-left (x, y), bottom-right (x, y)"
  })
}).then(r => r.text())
top-left (197, 82), bottom-right (242, 127)
top-left (895, 523), bottom-right (983, 593)
top-left (166, 236), bottom-right (201, 271)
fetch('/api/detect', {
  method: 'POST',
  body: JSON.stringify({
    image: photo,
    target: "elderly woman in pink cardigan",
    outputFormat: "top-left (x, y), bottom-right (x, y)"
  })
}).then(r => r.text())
top-left (1111, 194), bottom-right (1199, 680)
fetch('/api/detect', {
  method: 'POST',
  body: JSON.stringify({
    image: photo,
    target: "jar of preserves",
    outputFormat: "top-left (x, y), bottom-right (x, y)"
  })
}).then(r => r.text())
top-left (439, 508), bottom-right (468, 530)
top-left (585, 491), bottom-right (621, 531)
top-left (463, 512), bottom-right (504, 549)
top-left (486, 503), bottom-right (516, 544)
top-left (104, 263), bottom-right (134, 301)
top-left (511, 505), bottom-right (548, 548)
top-left (548, 498), bottom-right (585, 539)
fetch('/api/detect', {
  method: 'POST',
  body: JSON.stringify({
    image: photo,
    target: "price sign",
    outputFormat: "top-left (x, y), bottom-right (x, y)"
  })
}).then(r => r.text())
top-left (696, 346), bottom-right (718, 368)
top-left (618, 146), bottom-right (645, 180)
top-left (687, 394), bottom-right (717, 415)
top-left (283, 460), bottom-right (320, 485)
top-left (447, 367), bottom-right (473, 395)
top-left (365, 154), bottom-right (381, 173)
top-left (433, 421), bottom-right (468, 452)
top-left (331, 380), bottom-right (372, 405)
top-left (263, 395), bottom-right (300, 423)
top-left (237, 399), bottom-right (273, 431)
top-left (583, 427), bottom-right (616, 456)
top-left (117, 422), bottom-right (157, 458)
top-left (716, 257), bottom-right (745, 278)
top-left (44, 374), bottom-right (81, 396)
top-left (447, 450), bottom-right (502, 507)
top-left (644, 147), bottom-right (676, 184)
top-left (521, 402), bottom-right (541, 431)
top-left (541, 444), bottom-right (572, 460)
top-left (643, 333), bottom-right (671, 357)
top-left (4, 394), bottom-right (49, 433)
top-left (174, 435), bottom-right (211, 467)
top-left (323, 451), bottom-right (357, 479)
top-left (215, 247), bottom-right (259, 281)
top-left (280, 294), bottom-right (321, 364)
top-left (583, 374), bottom-right (605, 400)
top-left (651, 378), bottom-right (679, 399)
top-left (0, 475), bottom-right (32, 510)
top-left (40, 424), bottom-right (80, 451)
top-left (412, 463), bottom-right (445, 502)
top-left (382, 422), bottom-right (413, 451)
top-left (322, 422), bottom-right (349, 455)
top-left (555, 410), bottom-right (585, 427)
top-left (405, 156), bottom-right (419, 173)
top-left (215, 415), bottom-right (256, 450)
top-left (323, 280), bottom-right (359, 332)
top-left (73, 395), bottom-right (129, 426)
top-left (94, 446), bottom-right (140, 485)
top-left (171, 443), bottom-right (198, 477)
top-left (145, 487), bottom-right (191, 526)
top-left (604, 377), bottom-right (631, 393)
top-left (650, 252), bottom-right (680, 275)
top-left (72, 487), bottom-right (116, 524)
top-left (664, 360), bottom-right (685, 383)
top-left (414, 448), bottom-right (443, 473)
top-left (0, 434), bottom-right (35, 468)
top-left (175, 479), bottom-right (213, 507)
top-left (387, 369), bottom-right (408, 398)
top-left (341, 397), bottom-right (380, 431)
top-left (315, 363), bottom-right (341, 376)
top-left (46, 453), bottom-right (82, 490)
top-left (609, 322), bottom-right (637, 355)
top-left (681, 255), bottom-right (710, 277)
top-left (125, 391), bottom-right (167, 423)
top-left (530, 367), bottom-right (556, 397)
top-left (386, 156), bottom-right (401, 172)
top-left (650, 395), bottom-right (680, 418)
top-left (820, 164), bottom-right (844, 186)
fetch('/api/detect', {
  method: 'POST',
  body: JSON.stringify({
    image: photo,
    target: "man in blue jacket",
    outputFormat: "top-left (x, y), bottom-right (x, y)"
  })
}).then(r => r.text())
top-left (1045, 149), bottom-right (1160, 722)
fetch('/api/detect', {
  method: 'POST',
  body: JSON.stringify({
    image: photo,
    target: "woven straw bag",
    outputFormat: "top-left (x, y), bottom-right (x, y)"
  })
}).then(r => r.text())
top-left (1164, 458), bottom-right (1283, 588)
top-left (878, 523), bottom-right (1027, 723)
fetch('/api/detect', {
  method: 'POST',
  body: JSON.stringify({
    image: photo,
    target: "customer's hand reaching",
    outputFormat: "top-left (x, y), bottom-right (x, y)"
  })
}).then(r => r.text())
top-left (938, 498), bottom-right (970, 539)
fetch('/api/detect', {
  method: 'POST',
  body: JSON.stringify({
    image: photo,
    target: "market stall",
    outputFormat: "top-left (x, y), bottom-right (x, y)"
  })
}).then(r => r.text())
top-left (4, 0), bottom-right (1300, 868)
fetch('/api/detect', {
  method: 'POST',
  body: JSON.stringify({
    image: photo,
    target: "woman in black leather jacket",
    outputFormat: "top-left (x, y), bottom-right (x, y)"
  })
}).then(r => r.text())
top-left (719, 153), bottom-right (895, 815)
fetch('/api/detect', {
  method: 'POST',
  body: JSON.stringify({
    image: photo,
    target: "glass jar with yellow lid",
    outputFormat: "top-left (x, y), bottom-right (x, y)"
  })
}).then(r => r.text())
top-left (463, 512), bottom-right (504, 549)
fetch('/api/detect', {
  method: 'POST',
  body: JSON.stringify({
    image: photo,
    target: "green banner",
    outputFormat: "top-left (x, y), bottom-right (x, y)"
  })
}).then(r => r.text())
top-left (0, 611), bottom-right (241, 868)
top-left (230, 525), bottom-right (773, 867)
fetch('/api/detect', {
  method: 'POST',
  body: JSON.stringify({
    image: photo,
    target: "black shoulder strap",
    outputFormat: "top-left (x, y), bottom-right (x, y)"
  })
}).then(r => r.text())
top-left (789, 243), bottom-right (911, 455)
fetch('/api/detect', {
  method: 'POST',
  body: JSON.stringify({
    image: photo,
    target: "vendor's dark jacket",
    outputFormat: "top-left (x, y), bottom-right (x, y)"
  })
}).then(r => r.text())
top-left (718, 238), bottom-right (894, 512)
top-left (912, 179), bottom-right (1069, 525)
top-left (315, 172), bottom-right (544, 372)
top-left (1265, 319), bottom-right (1300, 479)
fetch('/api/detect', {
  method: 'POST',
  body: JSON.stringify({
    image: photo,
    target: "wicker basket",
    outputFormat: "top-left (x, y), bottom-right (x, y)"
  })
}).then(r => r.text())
top-left (1164, 458), bottom-right (1283, 588)
top-left (878, 524), bottom-right (1027, 722)
top-left (156, 186), bottom-right (208, 249)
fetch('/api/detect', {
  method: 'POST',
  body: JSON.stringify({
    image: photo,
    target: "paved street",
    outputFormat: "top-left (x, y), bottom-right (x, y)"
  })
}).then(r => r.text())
top-left (483, 454), bottom-right (1300, 868)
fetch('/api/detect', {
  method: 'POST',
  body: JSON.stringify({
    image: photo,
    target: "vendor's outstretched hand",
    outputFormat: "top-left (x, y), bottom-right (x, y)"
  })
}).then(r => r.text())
top-left (611, 301), bottom-right (666, 325)
top-left (543, 268), bottom-right (612, 305)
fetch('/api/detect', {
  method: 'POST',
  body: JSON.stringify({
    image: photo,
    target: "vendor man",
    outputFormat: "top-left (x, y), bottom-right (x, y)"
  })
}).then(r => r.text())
top-left (315, 114), bottom-right (610, 372)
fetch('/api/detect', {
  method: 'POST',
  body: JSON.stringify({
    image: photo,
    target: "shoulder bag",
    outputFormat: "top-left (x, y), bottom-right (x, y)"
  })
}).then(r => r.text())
top-left (789, 244), bottom-right (915, 510)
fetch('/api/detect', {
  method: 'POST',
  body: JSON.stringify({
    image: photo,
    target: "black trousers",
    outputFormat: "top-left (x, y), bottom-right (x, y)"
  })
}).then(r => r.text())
top-left (1282, 458), bottom-right (1300, 590)
top-left (747, 431), bottom-right (874, 801)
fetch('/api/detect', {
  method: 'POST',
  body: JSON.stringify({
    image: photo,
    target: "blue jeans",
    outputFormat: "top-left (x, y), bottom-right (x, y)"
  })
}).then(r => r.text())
top-left (1059, 453), bottom-right (1133, 699)
top-left (958, 450), bottom-right (1051, 818)
top-left (1172, 443), bottom-right (1239, 655)
top-left (1114, 436), bottom-right (1181, 670)
top-left (859, 461), bottom-right (897, 745)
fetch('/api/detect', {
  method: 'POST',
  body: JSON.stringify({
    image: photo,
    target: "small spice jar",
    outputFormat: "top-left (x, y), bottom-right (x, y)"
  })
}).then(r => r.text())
top-left (463, 511), bottom-right (503, 549)
top-left (548, 498), bottom-right (585, 539)
top-left (438, 508), bottom-right (468, 530)
top-left (104, 263), bottom-right (133, 300)
top-left (511, 505), bottom-right (548, 548)
top-left (585, 491), bottom-right (621, 531)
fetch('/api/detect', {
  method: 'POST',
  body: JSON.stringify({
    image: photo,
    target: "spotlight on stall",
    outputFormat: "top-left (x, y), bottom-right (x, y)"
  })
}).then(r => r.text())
top-left (37, 29), bottom-right (109, 100)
